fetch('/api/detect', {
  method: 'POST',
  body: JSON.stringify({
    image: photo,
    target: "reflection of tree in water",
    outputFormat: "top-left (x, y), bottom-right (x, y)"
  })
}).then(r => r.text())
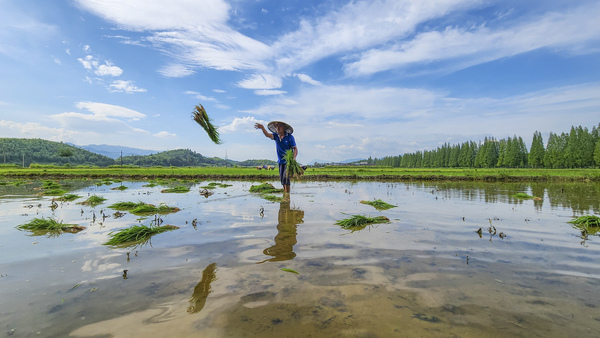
top-left (546, 183), bottom-right (600, 215)
top-left (417, 182), bottom-right (600, 214)
top-left (188, 262), bottom-right (217, 314)
top-left (258, 202), bottom-right (304, 263)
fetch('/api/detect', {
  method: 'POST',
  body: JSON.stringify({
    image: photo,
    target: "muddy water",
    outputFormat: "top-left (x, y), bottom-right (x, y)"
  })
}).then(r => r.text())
top-left (1, 179), bottom-right (599, 337)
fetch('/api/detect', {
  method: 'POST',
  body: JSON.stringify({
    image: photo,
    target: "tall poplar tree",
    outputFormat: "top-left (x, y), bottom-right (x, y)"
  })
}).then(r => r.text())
top-left (528, 131), bottom-right (545, 168)
top-left (594, 139), bottom-right (600, 168)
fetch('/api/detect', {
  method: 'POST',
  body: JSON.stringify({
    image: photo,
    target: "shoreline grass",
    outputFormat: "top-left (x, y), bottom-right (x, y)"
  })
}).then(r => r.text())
top-left (1, 166), bottom-right (599, 182)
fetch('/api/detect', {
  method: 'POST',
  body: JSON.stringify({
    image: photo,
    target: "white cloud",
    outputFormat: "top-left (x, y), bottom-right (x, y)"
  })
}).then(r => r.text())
top-left (78, 55), bottom-right (124, 77)
top-left (74, 101), bottom-right (146, 120)
top-left (0, 120), bottom-right (76, 142)
top-left (95, 62), bottom-right (123, 76)
top-left (295, 73), bottom-right (321, 86)
top-left (75, 0), bottom-right (271, 73)
top-left (158, 63), bottom-right (195, 77)
top-left (215, 103), bottom-right (231, 110)
top-left (254, 89), bottom-right (287, 96)
top-left (184, 91), bottom-right (217, 101)
top-left (238, 74), bottom-right (282, 89)
top-left (220, 116), bottom-right (266, 133)
top-left (271, 0), bottom-right (475, 74)
top-left (52, 56), bottom-right (61, 65)
top-left (154, 131), bottom-right (176, 138)
top-left (213, 89), bottom-right (226, 93)
top-left (109, 80), bottom-right (147, 94)
top-left (78, 55), bottom-right (95, 69)
top-left (247, 81), bottom-right (600, 161)
top-left (345, 2), bottom-right (600, 76)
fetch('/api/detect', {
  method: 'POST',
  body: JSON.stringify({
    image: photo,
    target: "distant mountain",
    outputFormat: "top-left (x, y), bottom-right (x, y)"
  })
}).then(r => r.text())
top-left (341, 158), bottom-right (365, 163)
top-left (73, 144), bottom-right (156, 159)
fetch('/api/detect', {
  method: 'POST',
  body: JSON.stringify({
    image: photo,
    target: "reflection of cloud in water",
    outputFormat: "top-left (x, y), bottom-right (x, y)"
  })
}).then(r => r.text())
top-left (81, 253), bottom-right (122, 273)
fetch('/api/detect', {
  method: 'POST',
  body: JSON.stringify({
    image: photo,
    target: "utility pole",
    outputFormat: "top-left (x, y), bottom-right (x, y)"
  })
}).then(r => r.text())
top-left (120, 151), bottom-right (123, 168)
top-left (225, 149), bottom-right (228, 168)
top-left (22, 152), bottom-right (24, 168)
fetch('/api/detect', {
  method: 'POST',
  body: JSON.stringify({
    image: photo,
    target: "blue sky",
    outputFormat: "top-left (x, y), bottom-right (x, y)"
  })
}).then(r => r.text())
top-left (1, 0), bottom-right (599, 164)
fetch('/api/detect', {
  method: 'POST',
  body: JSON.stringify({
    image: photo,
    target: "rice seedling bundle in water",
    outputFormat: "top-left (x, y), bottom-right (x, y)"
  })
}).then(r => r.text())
top-left (335, 215), bottom-right (390, 230)
top-left (59, 194), bottom-right (81, 202)
top-left (16, 217), bottom-right (86, 233)
top-left (79, 195), bottom-right (107, 207)
top-left (161, 186), bottom-right (190, 193)
top-left (192, 104), bottom-right (221, 144)
top-left (360, 199), bottom-right (397, 210)
top-left (249, 183), bottom-right (283, 194)
top-left (283, 149), bottom-right (304, 180)
top-left (108, 201), bottom-right (146, 210)
top-left (131, 203), bottom-right (180, 215)
top-left (568, 215), bottom-right (600, 227)
top-left (104, 224), bottom-right (179, 246)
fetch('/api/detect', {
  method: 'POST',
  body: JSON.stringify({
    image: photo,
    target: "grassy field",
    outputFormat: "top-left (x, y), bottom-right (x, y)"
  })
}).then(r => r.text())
top-left (1, 165), bottom-right (600, 182)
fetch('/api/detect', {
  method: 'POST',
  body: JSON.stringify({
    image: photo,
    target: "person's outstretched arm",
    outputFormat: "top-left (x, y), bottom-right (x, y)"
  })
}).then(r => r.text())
top-left (254, 123), bottom-right (274, 140)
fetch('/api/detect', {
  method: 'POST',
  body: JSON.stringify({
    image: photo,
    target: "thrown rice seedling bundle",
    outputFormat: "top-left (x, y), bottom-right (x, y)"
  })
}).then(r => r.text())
top-left (192, 104), bottom-right (222, 144)
top-left (335, 215), bottom-right (390, 230)
top-left (104, 224), bottom-right (179, 247)
top-left (360, 199), bottom-right (397, 211)
top-left (16, 217), bottom-right (86, 234)
top-left (283, 149), bottom-right (304, 180)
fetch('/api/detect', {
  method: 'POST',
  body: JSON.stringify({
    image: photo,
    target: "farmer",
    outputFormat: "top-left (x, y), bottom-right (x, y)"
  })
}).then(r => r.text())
top-left (254, 121), bottom-right (298, 194)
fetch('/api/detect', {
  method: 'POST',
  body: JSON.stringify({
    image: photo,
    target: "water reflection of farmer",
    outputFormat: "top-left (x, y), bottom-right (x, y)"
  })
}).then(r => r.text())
top-left (254, 121), bottom-right (298, 195)
top-left (187, 262), bottom-right (217, 314)
top-left (258, 201), bottom-right (304, 263)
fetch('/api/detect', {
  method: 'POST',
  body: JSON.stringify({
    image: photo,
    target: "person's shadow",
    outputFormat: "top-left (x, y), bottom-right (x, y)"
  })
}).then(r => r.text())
top-left (258, 201), bottom-right (304, 263)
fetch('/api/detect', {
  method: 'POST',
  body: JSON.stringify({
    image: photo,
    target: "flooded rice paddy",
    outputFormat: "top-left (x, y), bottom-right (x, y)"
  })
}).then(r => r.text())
top-left (1, 179), bottom-right (599, 337)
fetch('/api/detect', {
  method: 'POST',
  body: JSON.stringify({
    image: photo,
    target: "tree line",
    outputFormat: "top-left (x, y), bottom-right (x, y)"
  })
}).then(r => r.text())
top-left (370, 123), bottom-right (600, 168)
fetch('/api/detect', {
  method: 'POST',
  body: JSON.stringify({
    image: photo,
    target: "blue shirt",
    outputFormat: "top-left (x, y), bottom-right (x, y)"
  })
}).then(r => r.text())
top-left (273, 132), bottom-right (296, 164)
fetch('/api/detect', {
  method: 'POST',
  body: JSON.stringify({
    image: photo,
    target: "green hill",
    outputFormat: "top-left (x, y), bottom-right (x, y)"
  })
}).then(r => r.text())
top-left (0, 138), bottom-right (114, 167)
top-left (120, 148), bottom-right (237, 167)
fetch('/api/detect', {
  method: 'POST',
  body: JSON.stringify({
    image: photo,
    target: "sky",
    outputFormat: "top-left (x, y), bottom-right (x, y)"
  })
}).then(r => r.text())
top-left (1, 0), bottom-right (599, 164)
